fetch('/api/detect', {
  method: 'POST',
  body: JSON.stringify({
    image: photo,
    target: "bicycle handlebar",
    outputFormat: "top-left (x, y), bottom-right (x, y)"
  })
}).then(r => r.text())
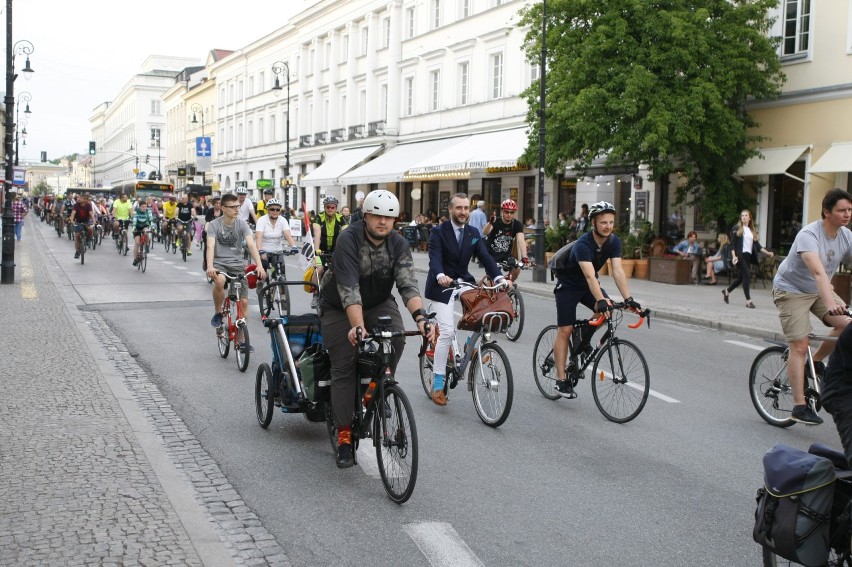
top-left (446, 279), bottom-right (509, 292)
top-left (586, 302), bottom-right (651, 329)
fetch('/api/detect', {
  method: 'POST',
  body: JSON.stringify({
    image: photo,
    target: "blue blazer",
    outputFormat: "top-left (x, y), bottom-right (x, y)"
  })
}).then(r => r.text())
top-left (425, 221), bottom-right (503, 304)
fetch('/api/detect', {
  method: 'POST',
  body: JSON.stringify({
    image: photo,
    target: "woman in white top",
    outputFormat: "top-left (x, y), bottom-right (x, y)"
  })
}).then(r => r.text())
top-left (255, 199), bottom-right (296, 271)
top-left (723, 209), bottom-right (774, 308)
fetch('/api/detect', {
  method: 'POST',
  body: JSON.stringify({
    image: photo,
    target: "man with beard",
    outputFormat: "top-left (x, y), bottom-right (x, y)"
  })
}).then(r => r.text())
top-left (425, 193), bottom-right (509, 406)
top-left (318, 190), bottom-right (435, 469)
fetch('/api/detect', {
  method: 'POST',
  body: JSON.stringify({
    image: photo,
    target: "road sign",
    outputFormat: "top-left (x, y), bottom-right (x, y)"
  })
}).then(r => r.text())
top-left (196, 137), bottom-right (211, 158)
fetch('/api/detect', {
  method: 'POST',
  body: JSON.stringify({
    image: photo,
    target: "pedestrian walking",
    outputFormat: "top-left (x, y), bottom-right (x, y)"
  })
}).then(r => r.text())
top-left (723, 209), bottom-right (773, 308)
top-left (12, 191), bottom-right (28, 240)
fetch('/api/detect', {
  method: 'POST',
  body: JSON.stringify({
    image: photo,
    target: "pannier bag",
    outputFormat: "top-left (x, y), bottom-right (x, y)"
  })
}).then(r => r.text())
top-left (457, 284), bottom-right (514, 332)
top-left (284, 313), bottom-right (322, 359)
top-left (753, 443), bottom-right (836, 567)
top-left (299, 343), bottom-right (330, 402)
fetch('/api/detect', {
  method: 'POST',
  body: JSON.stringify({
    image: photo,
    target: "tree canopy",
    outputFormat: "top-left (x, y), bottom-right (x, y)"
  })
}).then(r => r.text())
top-left (520, 0), bottom-right (785, 225)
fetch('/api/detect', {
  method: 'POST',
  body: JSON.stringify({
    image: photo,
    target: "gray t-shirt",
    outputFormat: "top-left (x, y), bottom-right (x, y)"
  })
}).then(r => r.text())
top-left (773, 220), bottom-right (852, 293)
top-left (207, 217), bottom-right (253, 271)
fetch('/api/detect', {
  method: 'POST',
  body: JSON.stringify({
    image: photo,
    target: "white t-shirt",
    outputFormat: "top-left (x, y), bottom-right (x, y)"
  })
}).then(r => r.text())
top-left (742, 226), bottom-right (754, 255)
top-left (238, 198), bottom-right (255, 223)
top-left (255, 215), bottom-right (292, 253)
top-left (774, 220), bottom-right (852, 294)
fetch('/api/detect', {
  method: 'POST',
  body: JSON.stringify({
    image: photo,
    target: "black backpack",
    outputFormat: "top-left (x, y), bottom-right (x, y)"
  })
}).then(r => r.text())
top-left (548, 241), bottom-right (576, 281)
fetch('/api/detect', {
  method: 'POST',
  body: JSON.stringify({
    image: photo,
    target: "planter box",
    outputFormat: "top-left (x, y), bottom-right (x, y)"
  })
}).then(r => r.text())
top-left (650, 257), bottom-right (692, 285)
top-left (832, 273), bottom-right (852, 305)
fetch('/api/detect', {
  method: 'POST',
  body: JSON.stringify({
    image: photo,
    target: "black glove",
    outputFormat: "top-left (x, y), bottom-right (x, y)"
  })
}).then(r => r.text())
top-left (625, 297), bottom-right (641, 310)
top-left (595, 299), bottom-right (612, 313)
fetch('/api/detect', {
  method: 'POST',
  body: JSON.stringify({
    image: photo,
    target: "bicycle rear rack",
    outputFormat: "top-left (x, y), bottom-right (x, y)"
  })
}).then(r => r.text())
top-left (481, 311), bottom-right (512, 334)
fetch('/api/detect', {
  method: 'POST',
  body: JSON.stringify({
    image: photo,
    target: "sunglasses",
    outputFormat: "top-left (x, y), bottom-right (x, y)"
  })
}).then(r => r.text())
top-left (268, 208), bottom-right (281, 212)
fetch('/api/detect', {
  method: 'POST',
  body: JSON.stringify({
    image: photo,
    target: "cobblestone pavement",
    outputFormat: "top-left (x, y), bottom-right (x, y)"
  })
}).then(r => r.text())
top-left (0, 234), bottom-right (290, 566)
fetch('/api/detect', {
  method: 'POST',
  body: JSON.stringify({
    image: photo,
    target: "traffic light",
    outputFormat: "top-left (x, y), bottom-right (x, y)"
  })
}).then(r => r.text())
top-left (88, 141), bottom-right (96, 155)
top-left (145, 154), bottom-right (150, 164)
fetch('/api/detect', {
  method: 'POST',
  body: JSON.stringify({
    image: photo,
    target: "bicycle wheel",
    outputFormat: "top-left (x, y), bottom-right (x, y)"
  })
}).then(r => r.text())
top-left (374, 383), bottom-right (418, 503)
top-left (470, 342), bottom-right (514, 427)
top-left (164, 231), bottom-right (170, 252)
top-left (181, 233), bottom-right (188, 262)
top-left (140, 243), bottom-right (148, 273)
top-left (532, 325), bottom-right (561, 400)
top-left (749, 345), bottom-right (795, 428)
top-left (418, 337), bottom-right (436, 400)
top-left (591, 338), bottom-right (650, 423)
top-left (217, 302), bottom-right (231, 358)
top-left (236, 322), bottom-right (250, 372)
top-left (255, 363), bottom-right (275, 428)
top-left (122, 232), bottom-right (129, 256)
top-left (505, 288), bottom-right (525, 342)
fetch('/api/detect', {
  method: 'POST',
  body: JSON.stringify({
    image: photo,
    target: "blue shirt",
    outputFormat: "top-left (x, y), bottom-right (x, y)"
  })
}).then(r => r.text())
top-left (674, 240), bottom-right (699, 255)
top-left (559, 231), bottom-right (622, 288)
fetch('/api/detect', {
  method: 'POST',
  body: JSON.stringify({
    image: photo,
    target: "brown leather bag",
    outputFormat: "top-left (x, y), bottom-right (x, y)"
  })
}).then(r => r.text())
top-left (457, 285), bottom-right (515, 331)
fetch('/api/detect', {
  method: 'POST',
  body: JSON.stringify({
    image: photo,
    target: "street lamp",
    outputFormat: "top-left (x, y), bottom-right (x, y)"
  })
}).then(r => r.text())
top-left (190, 103), bottom-right (205, 137)
top-left (271, 60), bottom-right (291, 219)
top-left (128, 136), bottom-right (139, 176)
top-left (151, 128), bottom-right (162, 181)
top-left (14, 91), bottom-right (31, 166)
top-left (3, 29), bottom-right (36, 285)
top-left (532, 0), bottom-right (548, 283)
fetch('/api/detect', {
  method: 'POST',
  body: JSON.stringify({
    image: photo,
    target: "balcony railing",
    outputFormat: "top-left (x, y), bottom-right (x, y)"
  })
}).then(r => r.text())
top-left (299, 134), bottom-right (313, 148)
top-left (348, 125), bottom-right (365, 140)
top-left (367, 120), bottom-right (386, 137)
top-left (330, 128), bottom-right (345, 143)
top-left (314, 131), bottom-right (328, 145)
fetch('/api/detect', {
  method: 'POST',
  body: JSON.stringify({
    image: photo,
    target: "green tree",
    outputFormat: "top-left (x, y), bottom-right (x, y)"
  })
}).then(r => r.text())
top-left (520, 0), bottom-right (785, 228)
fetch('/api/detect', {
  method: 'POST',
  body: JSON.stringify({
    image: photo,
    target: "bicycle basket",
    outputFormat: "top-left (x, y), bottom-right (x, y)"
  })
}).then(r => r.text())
top-left (457, 286), bottom-right (514, 332)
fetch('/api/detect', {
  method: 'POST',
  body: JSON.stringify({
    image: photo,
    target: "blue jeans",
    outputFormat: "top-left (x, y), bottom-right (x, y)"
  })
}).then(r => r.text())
top-left (14, 221), bottom-right (23, 240)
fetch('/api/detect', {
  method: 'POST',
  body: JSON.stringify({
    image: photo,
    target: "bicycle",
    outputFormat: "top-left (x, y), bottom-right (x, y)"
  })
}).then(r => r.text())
top-left (178, 219), bottom-right (194, 262)
top-left (749, 326), bottom-right (846, 427)
top-left (255, 283), bottom-right (326, 426)
top-left (115, 220), bottom-right (130, 256)
top-left (54, 215), bottom-right (63, 237)
top-left (418, 280), bottom-right (515, 427)
top-left (163, 219), bottom-right (177, 253)
top-left (498, 257), bottom-right (533, 342)
top-left (258, 248), bottom-right (300, 319)
top-left (93, 221), bottom-right (103, 249)
top-left (135, 228), bottom-right (151, 273)
top-left (74, 222), bottom-right (92, 265)
top-left (325, 315), bottom-right (421, 503)
top-left (532, 302), bottom-right (652, 423)
top-left (215, 270), bottom-right (254, 372)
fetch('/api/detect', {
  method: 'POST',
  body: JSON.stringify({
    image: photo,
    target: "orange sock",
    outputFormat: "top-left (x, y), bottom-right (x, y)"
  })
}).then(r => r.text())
top-left (338, 426), bottom-right (352, 446)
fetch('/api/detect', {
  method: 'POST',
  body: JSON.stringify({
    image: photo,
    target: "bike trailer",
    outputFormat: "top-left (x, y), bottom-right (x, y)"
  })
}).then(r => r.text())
top-left (284, 313), bottom-right (322, 359)
top-left (754, 443), bottom-right (836, 566)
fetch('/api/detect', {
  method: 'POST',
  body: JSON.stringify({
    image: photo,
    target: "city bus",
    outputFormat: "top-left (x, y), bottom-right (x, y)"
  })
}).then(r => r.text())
top-left (110, 180), bottom-right (175, 201)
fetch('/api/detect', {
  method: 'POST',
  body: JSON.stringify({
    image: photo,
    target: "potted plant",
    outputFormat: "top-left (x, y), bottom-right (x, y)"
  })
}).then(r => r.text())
top-left (632, 220), bottom-right (654, 279)
top-left (544, 223), bottom-right (571, 265)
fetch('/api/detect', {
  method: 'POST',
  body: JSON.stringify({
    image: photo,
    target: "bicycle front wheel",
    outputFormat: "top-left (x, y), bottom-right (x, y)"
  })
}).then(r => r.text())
top-left (374, 383), bottom-right (418, 504)
top-left (505, 288), bottom-right (525, 342)
top-left (236, 322), bottom-right (250, 372)
top-left (418, 337), bottom-right (435, 400)
top-left (470, 342), bottom-right (514, 427)
top-left (591, 338), bottom-right (650, 423)
top-left (181, 234), bottom-right (188, 262)
top-left (255, 363), bottom-right (274, 428)
top-left (533, 325), bottom-right (561, 400)
top-left (749, 345), bottom-right (795, 428)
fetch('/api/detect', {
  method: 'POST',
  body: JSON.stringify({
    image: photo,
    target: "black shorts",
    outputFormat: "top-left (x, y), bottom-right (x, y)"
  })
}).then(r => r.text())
top-left (554, 280), bottom-right (609, 327)
top-left (132, 227), bottom-right (150, 237)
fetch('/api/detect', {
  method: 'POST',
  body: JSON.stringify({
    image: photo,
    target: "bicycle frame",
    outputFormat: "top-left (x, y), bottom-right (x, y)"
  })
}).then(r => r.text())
top-left (763, 333), bottom-right (839, 397)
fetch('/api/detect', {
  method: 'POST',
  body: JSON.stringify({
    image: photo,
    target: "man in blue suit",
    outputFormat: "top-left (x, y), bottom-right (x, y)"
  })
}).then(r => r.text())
top-left (425, 193), bottom-right (509, 405)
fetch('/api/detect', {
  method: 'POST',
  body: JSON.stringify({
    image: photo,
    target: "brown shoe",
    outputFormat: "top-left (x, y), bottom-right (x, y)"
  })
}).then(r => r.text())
top-left (432, 390), bottom-right (447, 406)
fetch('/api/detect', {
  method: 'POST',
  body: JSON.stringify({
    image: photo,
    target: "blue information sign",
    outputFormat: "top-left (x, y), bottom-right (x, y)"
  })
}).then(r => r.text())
top-left (196, 137), bottom-right (211, 157)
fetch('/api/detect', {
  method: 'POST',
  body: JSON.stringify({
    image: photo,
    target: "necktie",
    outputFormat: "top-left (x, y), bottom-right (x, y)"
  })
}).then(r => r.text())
top-left (457, 227), bottom-right (464, 247)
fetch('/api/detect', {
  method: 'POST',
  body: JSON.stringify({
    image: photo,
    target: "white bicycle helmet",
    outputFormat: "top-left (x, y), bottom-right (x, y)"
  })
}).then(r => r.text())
top-left (266, 199), bottom-right (282, 207)
top-left (236, 186), bottom-right (248, 195)
top-left (362, 190), bottom-right (399, 218)
top-left (588, 201), bottom-right (616, 219)
top-left (322, 195), bottom-right (339, 206)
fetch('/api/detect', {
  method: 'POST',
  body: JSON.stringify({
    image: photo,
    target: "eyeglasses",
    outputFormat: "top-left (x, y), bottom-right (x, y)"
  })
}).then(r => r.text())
top-left (325, 205), bottom-right (337, 209)
top-left (268, 208), bottom-right (281, 212)
top-left (223, 205), bottom-right (240, 210)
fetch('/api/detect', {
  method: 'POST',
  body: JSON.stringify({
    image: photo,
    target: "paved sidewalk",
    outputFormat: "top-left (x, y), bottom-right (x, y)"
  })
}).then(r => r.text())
top-left (407, 250), bottom-right (823, 342)
top-left (0, 232), bottom-right (289, 566)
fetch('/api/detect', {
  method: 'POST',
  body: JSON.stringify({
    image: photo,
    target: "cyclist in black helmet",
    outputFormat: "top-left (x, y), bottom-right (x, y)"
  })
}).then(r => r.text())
top-left (550, 201), bottom-right (643, 399)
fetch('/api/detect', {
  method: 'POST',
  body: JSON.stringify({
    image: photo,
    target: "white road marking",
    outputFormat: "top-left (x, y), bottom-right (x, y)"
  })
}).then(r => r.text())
top-left (173, 265), bottom-right (188, 270)
top-left (724, 339), bottom-right (768, 352)
top-left (591, 368), bottom-right (681, 403)
top-left (404, 522), bottom-right (485, 567)
top-left (355, 443), bottom-right (381, 478)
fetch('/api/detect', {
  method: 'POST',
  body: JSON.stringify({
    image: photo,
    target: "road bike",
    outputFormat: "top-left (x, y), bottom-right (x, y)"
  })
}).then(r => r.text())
top-left (498, 257), bottom-right (533, 342)
top-left (74, 222), bottom-right (93, 265)
top-left (749, 327), bottom-right (846, 427)
top-left (215, 271), bottom-right (255, 372)
top-left (419, 280), bottom-right (514, 427)
top-left (325, 315), bottom-right (421, 503)
top-left (163, 219), bottom-right (177, 254)
top-left (178, 219), bottom-right (194, 262)
top-left (255, 282), bottom-right (325, 427)
top-left (135, 228), bottom-right (151, 273)
top-left (258, 248), bottom-right (300, 319)
top-left (115, 220), bottom-right (130, 256)
top-left (532, 302), bottom-right (652, 423)
top-left (65, 217), bottom-right (74, 240)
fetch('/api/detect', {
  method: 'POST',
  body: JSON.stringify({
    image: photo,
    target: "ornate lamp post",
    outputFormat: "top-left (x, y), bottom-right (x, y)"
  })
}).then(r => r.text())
top-left (151, 128), bottom-right (162, 181)
top-left (128, 136), bottom-right (139, 176)
top-left (532, 0), bottom-right (548, 283)
top-left (271, 60), bottom-right (291, 219)
top-left (2, 26), bottom-right (35, 284)
top-left (14, 91), bottom-right (31, 166)
top-left (190, 103), bottom-right (206, 183)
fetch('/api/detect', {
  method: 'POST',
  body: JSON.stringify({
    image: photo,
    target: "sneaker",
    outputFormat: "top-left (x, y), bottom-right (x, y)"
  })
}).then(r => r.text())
top-left (187, 250), bottom-right (192, 256)
top-left (555, 380), bottom-right (578, 399)
top-left (132, 258), bottom-right (140, 266)
top-left (238, 342), bottom-right (255, 353)
top-left (310, 295), bottom-right (319, 309)
top-left (336, 443), bottom-right (354, 468)
top-left (210, 312), bottom-right (223, 327)
top-left (432, 389), bottom-right (448, 406)
top-left (791, 404), bottom-right (823, 425)
top-left (74, 251), bottom-right (80, 259)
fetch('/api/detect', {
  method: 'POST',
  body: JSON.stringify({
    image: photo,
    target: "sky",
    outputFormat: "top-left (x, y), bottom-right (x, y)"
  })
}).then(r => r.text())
top-left (9, 0), bottom-right (313, 162)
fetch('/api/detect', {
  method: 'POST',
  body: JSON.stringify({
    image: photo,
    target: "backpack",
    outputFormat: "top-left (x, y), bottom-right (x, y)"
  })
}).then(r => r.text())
top-left (753, 443), bottom-right (836, 566)
top-left (548, 241), bottom-right (576, 281)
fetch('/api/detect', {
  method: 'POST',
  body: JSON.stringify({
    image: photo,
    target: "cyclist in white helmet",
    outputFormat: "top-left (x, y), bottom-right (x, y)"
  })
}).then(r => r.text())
top-left (549, 201), bottom-right (643, 399)
top-left (318, 189), bottom-right (434, 469)
top-left (235, 186), bottom-right (257, 225)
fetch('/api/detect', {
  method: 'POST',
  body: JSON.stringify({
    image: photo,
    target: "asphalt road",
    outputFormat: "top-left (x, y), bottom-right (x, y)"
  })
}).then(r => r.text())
top-left (38, 220), bottom-right (846, 567)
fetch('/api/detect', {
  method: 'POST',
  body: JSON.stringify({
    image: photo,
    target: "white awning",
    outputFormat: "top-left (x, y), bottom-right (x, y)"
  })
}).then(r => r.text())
top-left (299, 145), bottom-right (382, 186)
top-left (337, 138), bottom-right (463, 185)
top-left (736, 145), bottom-right (811, 176)
top-left (407, 128), bottom-right (529, 174)
top-left (810, 142), bottom-right (852, 173)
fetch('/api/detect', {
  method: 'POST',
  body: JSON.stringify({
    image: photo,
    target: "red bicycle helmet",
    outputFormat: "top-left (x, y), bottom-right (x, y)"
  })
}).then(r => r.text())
top-left (501, 199), bottom-right (518, 212)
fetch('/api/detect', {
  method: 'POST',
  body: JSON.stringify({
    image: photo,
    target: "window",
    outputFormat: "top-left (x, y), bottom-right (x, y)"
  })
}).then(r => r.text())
top-left (382, 17), bottom-right (391, 48)
top-left (490, 52), bottom-right (504, 99)
top-left (432, 0), bottom-right (441, 29)
top-left (150, 100), bottom-right (161, 115)
top-left (259, 71), bottom-right (265, 91)
top-left (406, 7), bottom-right (416, 38)
top-left (461, 0), bottom-right (470, 18)
top-left (309, 48), bottom-right (315, 71)
top-left (405, 77), bottom-right (414, 116)
top-left (238, 80), bottom-right (244, 100)
top-left (430, 70), bottom-right (440, 111)
top-left (220, 87), bottom-right (226, 104)
top-left (341, 35), bottom-right (349, 62)
top-left (150, 128), bottom-right (161, 147)
top-left (381, 84), bottom-right (388, 120)
top-left (529, 60), bottom-right (541, 84)
top-left (361, 25), bottom-right (369, 55)
top-left (783, 0), bottom-right (811, 56)
top-left (458, 62), bottom-right (469, 105)
top-left (259, 118), bottom-right (265, 144)
top-left (219, 127), bottom-right (225, 154)
top-left (229, 84), bottom-right (234, 104)
top-left (270, 115), bottom-right (276, 142)
top-left (228, 126), bottom-right (233, 152)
